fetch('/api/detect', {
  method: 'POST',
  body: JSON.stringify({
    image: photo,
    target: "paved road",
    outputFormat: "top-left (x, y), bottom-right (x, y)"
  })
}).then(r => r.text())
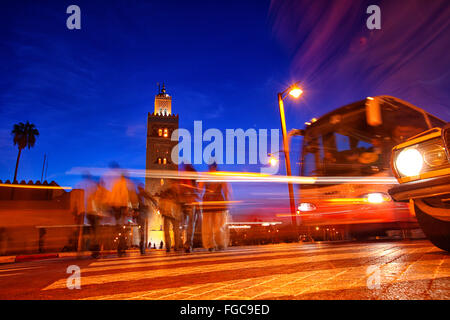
top-left (0, 240), bottom-right (448, 300)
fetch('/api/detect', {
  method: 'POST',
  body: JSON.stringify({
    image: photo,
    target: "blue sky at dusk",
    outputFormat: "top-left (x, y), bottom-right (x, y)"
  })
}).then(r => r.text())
top-left (1, 0), bottom-right (449, 189)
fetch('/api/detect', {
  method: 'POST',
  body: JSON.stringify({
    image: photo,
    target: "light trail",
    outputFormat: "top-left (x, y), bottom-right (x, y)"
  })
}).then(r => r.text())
top-left (227, 221), bottom-right (283, 225)
top-left (66, 167), bottom-right (398, 185)
top-left (0, 183), bottom-right (72, 190)
top-left (191, 200), bottom-right (242, 206)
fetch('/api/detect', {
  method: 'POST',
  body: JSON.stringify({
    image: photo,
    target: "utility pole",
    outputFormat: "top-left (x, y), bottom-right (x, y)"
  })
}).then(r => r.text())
top-left (41, 154), bottom-right (46, 181)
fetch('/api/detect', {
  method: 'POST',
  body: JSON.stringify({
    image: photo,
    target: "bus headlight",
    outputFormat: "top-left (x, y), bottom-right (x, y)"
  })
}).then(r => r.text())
top-left (298, 203), bottom-right (316, 212)
top-left (393, 137), bottom-right (449, 179)
top-left (395, 148), bottom-right (423, 177)
top-left (365, 192), bottom-right (390, 204)
top-left (423, 145), bottom-right (447, 167)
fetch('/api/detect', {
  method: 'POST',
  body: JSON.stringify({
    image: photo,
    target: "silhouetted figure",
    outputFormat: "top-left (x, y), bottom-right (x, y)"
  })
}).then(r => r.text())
top-left (105, 172), bottom-right (138, 256)
top-left (38, 228), bottom-right (46, 253)
top-left (200, 163), bottom-right (231, 252)
top-left (180, 164), bottom-right (200, 253)
top-left (77, 172), bottom-right (104, 258)
top-left (137, 184), bottom-right (157, 255)
top-left (159, 240), bottom-right (163, 249)
top-left (157, 187), bottom-right (183, 252)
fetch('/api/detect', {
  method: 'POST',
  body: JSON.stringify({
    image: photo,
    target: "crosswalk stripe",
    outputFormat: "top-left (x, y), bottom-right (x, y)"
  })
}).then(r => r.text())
top-left (43, 244), bottom-right (422, 291)
top-left (83, 245), bottom-right (372, 273)
top-left (84, 258), bottom-right (447, 300)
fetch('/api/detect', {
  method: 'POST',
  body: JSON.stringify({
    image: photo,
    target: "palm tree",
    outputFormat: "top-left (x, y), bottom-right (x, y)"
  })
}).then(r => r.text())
top-left (11, 121), bottom-right (40, 183)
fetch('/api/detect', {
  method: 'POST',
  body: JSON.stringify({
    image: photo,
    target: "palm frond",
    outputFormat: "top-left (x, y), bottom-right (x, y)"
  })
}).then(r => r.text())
top-left (11, 121), bottom-right (39, 149)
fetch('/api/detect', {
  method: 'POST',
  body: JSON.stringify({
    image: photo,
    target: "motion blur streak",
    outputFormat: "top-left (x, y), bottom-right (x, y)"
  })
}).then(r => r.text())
top-left (324, 198), bottom-right (390, 204)
top-left (268, 0), bottom-right (450, 119)
top-left (193, 201), bottom-right (242, 205)
top-left (66, 167), bottom-right (398, 185)
top-left (0, 183), bottom-right (72, 190)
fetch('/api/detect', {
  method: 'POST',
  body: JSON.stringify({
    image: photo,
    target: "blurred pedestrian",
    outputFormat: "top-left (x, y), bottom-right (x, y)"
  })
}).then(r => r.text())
top-left (136, 184), bottom-right (157, 254)
top-left (104, 172), bottom-right (138, 256)
top-left (200, 162), bottom-right (231, 252)
top-left (87, 179), bottom-right (109, 258)
top-left (156, 186), bottom-right (183, 252)
top-left (76, 172), bottom-right (102, 257)
top-left (179, 164), bottom-right (200, 253)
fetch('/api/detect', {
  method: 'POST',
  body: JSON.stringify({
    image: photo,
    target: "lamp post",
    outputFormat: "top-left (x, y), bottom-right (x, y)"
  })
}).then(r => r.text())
top-left (277, 82), bottom-right (303, 239)
top-left (268, 130), bottom-right (304, 167)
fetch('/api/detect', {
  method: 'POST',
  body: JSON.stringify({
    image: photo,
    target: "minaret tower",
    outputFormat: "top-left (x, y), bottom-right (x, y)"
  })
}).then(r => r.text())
top-left (145, 83), bottom-right (179, 194)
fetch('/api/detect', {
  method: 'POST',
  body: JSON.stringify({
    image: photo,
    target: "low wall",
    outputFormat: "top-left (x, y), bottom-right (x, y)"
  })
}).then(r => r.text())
top-left (0, 185), bottom-right (83, 255)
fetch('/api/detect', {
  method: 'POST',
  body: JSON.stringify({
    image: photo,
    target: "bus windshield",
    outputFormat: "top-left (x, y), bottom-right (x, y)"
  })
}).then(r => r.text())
top-left (301, 97), bottom-right (446, 177)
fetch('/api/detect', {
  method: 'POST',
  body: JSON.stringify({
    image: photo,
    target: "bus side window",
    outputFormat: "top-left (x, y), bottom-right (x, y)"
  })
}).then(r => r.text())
top-left (302, 137), bottom-right (322, 176)
top-left (304, 152), bottom-right (317, 176)
top-left (322, 132), bottom-right (337, 161)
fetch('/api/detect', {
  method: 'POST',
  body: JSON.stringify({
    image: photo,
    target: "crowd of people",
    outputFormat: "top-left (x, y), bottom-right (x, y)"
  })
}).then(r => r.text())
top-left (77, 162), bottom-right (231, 258)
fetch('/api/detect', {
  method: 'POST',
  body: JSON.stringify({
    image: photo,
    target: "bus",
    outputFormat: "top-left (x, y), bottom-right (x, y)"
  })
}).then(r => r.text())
top-left (296, 95), bottom-right (447, 240)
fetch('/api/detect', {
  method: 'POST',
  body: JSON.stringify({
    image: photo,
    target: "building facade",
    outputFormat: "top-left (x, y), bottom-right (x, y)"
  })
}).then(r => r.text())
top-left (145, 84), bottom-right (179, 247)
top-left (145, 84), bottom-right (179, 193)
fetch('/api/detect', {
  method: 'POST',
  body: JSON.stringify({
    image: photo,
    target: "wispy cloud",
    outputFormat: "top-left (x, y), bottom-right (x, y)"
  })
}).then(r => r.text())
top-left (269, 0), bottom-right (450, 119)
top-left (125, 124), bottom-right (146, 137)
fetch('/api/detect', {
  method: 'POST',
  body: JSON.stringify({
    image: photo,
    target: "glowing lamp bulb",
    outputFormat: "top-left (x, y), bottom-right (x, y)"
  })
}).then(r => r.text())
top-left (396, 148), bottom-right (423, 177)
top-left (298, 202), bottom-right (316, 212)
top-left (289, 87), bottom-right (303, 98)
top-left (366, 193), bottom-right (384, 204)
top-left (269, 157), bottom-right (278, 167)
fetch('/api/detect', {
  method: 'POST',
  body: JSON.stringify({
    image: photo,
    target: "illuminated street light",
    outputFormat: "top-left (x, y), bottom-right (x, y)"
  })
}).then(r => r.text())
top-left (269, 157), bottom-right (278, 167)
top-left (277, 82), bottom-right (303, 239)
top-left (289, 86), bottom-right (303, 99)
top-left (267, 152), bottom-right (279, 167)
top-left (268, 152), bottom-right (280, 167)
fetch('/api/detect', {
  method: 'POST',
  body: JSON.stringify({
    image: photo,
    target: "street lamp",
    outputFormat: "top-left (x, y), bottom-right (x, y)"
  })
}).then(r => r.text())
top-left (289, 87), bottom-right (303, 99)
top-left (267, 129), bottom-right (304, 168)
top-left (277, 82), bottom-right (303, 239)
top-left (268, 155), bottom-right (278, 167)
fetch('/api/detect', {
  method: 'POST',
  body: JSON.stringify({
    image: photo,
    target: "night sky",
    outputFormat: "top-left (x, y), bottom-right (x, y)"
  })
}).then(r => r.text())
top-left (1, 0), bottom-right (449, 189)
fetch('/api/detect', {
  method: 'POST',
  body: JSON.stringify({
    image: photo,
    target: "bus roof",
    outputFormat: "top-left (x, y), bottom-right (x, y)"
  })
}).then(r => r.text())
top-left (305, 95), bottom-right (445, 130)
